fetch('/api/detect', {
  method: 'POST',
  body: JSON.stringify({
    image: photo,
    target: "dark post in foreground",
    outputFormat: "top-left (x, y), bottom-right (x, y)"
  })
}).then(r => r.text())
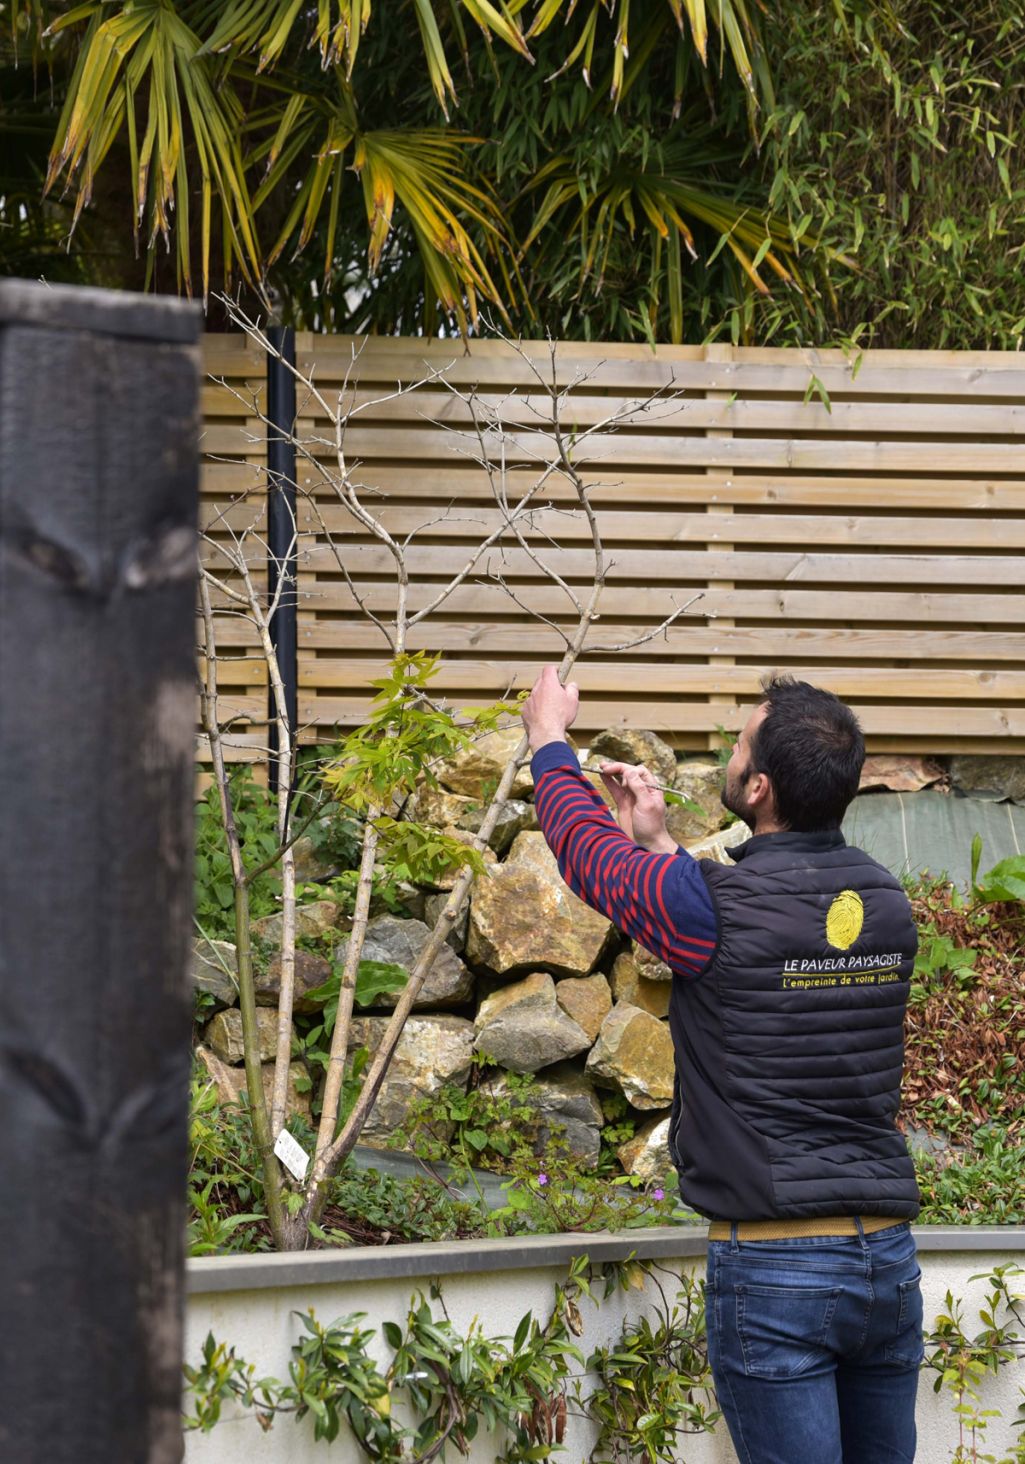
top-left (0, 282), bottom-right (201, 1463)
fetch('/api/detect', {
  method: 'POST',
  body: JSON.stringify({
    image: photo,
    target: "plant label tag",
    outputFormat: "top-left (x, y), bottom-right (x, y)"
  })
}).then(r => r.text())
top-left (274, 1128), bottom-right (309, 1182)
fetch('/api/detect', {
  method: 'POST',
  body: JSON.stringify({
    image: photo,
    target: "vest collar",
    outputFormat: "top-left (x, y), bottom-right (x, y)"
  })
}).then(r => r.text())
top-left (730, 828), bottom-right (847, 863)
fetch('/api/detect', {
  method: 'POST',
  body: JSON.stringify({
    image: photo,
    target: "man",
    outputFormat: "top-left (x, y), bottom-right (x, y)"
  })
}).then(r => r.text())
top-left (521, 666), bottom-right (922, 1464)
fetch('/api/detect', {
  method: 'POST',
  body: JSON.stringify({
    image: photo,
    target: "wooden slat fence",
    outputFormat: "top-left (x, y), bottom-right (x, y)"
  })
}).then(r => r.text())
top-left (201, 335), bottom-right (1025, 758)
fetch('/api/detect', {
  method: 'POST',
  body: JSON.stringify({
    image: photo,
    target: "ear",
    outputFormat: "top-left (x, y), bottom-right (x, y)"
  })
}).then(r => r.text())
top-left (747, 771), bottom-right (774, 812)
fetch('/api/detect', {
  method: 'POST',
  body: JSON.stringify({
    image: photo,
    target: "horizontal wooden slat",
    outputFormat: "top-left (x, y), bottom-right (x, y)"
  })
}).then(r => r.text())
top-left (282, 335), bottom-right (1025, 398)
top-left (298, 696), bottom-right (1025, 738)
top-left (200, 383), bottom-right (1025, 436)
top-left (291, 503), bottom-right (1025, 551)
top-left (203, 459), bottom-right (1025, 512)
top-left (299, 581), bottom-right (1025, 624)
top-left (296, 621), bottom-right (1025, 663)
top-left (301, 541), bottom-right (1025, 588)
top-left (301, 659), bottom-right (1025, 701)
top-left (201, 422), bottom-right (1025, 471)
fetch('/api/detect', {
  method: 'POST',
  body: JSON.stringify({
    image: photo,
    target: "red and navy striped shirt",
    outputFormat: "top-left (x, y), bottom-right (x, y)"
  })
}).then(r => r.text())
top-left (530, 741), bottom-right (719, 979)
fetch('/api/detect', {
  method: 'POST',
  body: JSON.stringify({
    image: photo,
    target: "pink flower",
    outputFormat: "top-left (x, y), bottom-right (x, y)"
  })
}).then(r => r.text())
top-left (537, 1173), bottom-right (548, 1186)
top-left (653, 1187), bottom-right (665, 1201)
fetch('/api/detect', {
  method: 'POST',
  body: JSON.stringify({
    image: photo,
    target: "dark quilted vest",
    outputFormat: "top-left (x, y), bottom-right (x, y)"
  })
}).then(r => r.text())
top-left (667, 829), bottom-right (920, 1221)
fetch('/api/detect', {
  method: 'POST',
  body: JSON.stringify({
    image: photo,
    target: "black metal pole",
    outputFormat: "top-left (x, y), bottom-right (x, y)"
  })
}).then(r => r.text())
top-left (266, 324), bottom-right (298, 793)
top-left (0, 280), bottom-right (200, 1462)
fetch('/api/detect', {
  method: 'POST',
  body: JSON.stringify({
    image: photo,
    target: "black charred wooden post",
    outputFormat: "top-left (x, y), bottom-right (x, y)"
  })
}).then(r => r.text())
top-left (0, 281), bottom-right (201, 1464)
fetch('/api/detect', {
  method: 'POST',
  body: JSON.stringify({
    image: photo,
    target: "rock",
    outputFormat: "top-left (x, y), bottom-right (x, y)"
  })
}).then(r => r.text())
top-left (949, 755), bottom-right (1025, 804)
top-left (437, 726), bottom-right (533, 800)
top-left (902, 1124), bottom-right (959, 1160)
top-left (410, 785), bottom-right (539, 855)
top-left (684, 819), bottom-right (750, 865)
top-left (255, 949), bottom-right (332, 1015)
top-left (667, 760), bottom-right (727, 843)
top-left (204, 1006), bottom-right (281, 1065)
top-left (585, 1002), bottom-right (675, 1110)
top-left (589, 728), bottom-right (677, 787)
top-left (423, 891), bottom-right (469, 953)
top-left (388, 879), bottom-right (426, 922)
top-left (347, 1014), bottom-right (475, 1147)
top-left (474, 971), bottom-right (592, 1072)
top-left (610, 951), bottom-right (670, 1018)
top-left (466, 831), bottom-right (613, 978)
top-left (859, 755), bottom-right (946, 794)
top-left (191, 938), bottom-right (238, 1011)
top-left (618, 1115), bottom-right (675, 1180)
top-left (409, 784), bottom-right (478, 830)
top-left (633, 942), bottom-right (673, 983)
top-left (555, 972), bottom-right (612, 1043)
top-left (195, 1045), bottom-right (310, 1121)
top-left (251, 900), bottom-right (343, 948)
top-left (429, 828), bottom-right (499, 891)
top-left (335, 915), bottom-right (474, 1009)
top-left (459, 798), bottom-right (538, 856)
top-left (494, 1064), bottom-right (605, 1167)
top-left (293, 829), bottom-right (337, 883)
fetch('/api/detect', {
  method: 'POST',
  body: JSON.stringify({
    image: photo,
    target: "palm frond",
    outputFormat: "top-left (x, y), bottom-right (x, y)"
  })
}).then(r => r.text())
top-left (44, 1), bottom-right (260, 301)
top-left (519, 136), bottom-right (830, 341)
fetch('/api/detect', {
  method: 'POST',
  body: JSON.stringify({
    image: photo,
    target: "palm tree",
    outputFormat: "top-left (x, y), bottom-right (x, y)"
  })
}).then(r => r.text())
top-left (11, 0), bottom-right (836, 339)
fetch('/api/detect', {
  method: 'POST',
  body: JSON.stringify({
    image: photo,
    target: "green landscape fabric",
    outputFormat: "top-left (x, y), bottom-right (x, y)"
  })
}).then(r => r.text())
top-left (843, 791), bottom-right (1025, 890)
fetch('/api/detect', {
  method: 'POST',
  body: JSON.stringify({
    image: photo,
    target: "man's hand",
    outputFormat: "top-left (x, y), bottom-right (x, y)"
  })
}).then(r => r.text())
top-left (521, 665), bottom-right (579, 754)
top-left (598, 761), bottom-right (676, 854)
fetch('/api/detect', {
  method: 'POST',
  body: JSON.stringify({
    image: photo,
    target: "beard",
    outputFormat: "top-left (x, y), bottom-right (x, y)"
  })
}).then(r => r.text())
top-left (721, 764), bottom-right (757, 830)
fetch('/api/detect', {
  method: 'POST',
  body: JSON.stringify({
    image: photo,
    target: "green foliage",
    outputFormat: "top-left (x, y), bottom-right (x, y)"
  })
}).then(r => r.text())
top-left (586, 1263), bottom-right (719, 1463)
top-left (323, 653), bottom-right (519, 895)
top-left (915, 1138), bottom-right (1025, 1227)
top-left (488, 1159), bottom-right (680, 1238)
top-left (596, 1090), bottom-right (640, 1174)
top-left (290, 955), bottom-right (405, 1127)
top-left (187, 1071), bottom-right (272, 1255)
top-left (903, 872), bottom-right (1023, 1149)
top-left (911, 927), bottom-right (979, 1002)
top-left (393, 1064), bottom-right (681, 1234)
top-left (304, 802), bottom-right (363, 873)
top-left (755, 1), bottom-right (1025, 350)
top-left (304, 962), bottom-right (409, 1028)
top-left (25, 0), bottom-right (794, 336)
top-left (325, 1163), bottom-right (484, 1245)
top-left (289, 1312), bottom-right (395, 1447)
top-left (184, 1272), bottom-right (587, 1461)
top-left (194, 770), bottom-right (282, 939)
top-left (20, 0), bottom-right (1025, 347)
top-left (325, 653), bottom-right (511, 810)
top-left (925, 1266), bottom-right (1025, 1463)
top-left (972, 838), bottom-right (1025, 907)
top-left (391, 1061), bottom-right (543, 1175)
top-left (183, 1259), bottom-right (1025, 1460)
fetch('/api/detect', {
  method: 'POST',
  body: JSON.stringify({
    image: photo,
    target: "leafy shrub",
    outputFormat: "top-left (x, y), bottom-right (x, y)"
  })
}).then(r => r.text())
top-left (194, 770), bottom-right (282, 939)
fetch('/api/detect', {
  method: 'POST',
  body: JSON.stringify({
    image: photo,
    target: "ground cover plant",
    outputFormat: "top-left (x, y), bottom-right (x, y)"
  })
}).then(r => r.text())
top-left (902, 860), bottom-right (1025, 1225)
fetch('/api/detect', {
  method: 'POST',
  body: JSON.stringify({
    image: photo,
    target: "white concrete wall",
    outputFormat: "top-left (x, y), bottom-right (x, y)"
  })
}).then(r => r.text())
top-left (185, 1249), bottom-right (1024, 1464)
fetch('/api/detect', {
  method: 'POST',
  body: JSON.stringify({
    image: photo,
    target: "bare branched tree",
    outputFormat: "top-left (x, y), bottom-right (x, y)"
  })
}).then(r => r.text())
top-left (200, 302), bottom-right (702, 1248)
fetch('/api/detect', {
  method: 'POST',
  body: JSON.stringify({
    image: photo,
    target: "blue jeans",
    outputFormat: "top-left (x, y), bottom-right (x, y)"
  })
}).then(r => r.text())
top-left (706, 1223), bottom-right (923, 1464)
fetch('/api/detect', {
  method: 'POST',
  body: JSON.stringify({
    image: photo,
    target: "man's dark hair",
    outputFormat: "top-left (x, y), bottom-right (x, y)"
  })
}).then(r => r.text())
top-left (750, 675), bottom-right (865, 831)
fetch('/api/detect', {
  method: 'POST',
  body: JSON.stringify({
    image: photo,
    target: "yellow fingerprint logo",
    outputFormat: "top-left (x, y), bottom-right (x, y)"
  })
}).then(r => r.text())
top-left (826, 890), bottom-right (864, 950)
